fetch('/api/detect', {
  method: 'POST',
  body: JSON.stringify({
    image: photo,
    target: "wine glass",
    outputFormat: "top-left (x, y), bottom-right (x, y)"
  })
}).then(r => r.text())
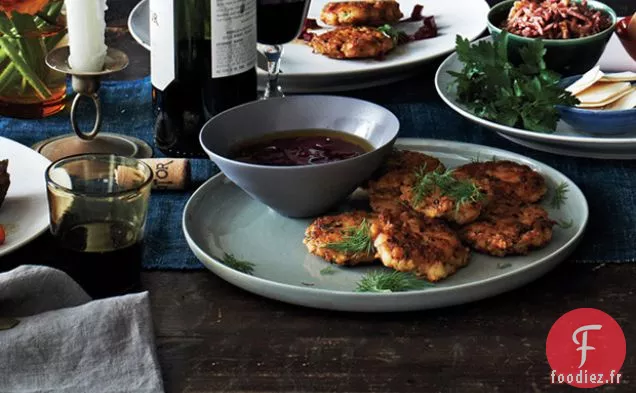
top-left (257, 0), bottom-right (312, 99)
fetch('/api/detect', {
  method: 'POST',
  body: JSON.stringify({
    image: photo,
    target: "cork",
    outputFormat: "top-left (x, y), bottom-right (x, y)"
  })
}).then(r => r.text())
top-left (116, 159), bottom-right (190, 190)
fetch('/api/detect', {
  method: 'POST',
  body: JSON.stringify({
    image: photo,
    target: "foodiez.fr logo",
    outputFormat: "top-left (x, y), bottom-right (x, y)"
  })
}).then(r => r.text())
top-left (546, 308), bottom-right (626, 388)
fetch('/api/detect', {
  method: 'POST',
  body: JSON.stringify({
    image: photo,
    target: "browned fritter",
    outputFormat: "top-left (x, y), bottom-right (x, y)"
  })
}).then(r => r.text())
top-left (370, 210), bottom-right (471, 282)
top-left (382, 149), bottom-right (445, 175)
top-left (399, 184), bottom-right (487, 225)
top-left (310, 26), bottom-right (395, 59)
top-left (368, 150), bottom-right (445, 214)
top-left (304, 211), bottom-right (377, 266)
top-left (399, 169), bottom-right (489, 225)
top-left (320, 0), bottom-right (403, 26)
top-left (454, 160), bottom-right (547, 203)
top-left (459, 198), bottom-right (556, 257)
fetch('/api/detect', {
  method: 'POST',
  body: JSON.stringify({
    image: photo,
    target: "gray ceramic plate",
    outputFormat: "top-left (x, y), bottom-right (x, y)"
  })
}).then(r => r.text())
top-left (435, 36), bottom-right (636, 160)
top-left (183, 139), bottom-right (588, 312)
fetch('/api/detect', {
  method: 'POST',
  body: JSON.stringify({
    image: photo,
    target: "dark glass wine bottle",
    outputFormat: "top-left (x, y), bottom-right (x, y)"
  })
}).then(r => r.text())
top-left (150, 0), bottom-right (257, 158)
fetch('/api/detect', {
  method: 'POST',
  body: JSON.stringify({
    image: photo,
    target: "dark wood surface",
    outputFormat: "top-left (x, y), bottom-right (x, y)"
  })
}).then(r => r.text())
top-left (11, 1), bottom-right (636, 392)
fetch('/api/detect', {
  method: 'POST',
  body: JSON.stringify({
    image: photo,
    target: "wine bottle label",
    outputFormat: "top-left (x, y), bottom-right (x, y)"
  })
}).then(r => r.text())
top-left (149, 0), bottom-right (176, 90)
top-left (211, 0), bottom-right (257, 78)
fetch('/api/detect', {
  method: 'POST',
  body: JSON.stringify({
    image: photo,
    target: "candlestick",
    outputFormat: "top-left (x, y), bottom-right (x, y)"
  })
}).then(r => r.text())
top-left (65, 0), bottom-right (108, 72)
top-left (32, 46), bottom-right (153, 162)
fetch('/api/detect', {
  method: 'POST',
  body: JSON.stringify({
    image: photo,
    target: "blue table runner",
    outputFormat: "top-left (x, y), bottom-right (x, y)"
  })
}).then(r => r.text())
top-left (0, 72), bottom-right (633, 268)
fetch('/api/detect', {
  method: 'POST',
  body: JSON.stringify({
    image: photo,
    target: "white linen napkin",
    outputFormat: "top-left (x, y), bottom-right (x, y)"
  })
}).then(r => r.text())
top-left (0, 265), bottom-right (165, 393)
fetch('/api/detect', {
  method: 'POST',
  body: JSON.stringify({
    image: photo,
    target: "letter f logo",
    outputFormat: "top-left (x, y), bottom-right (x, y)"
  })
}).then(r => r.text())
top-left (572, 324), bottom-right (602, 368)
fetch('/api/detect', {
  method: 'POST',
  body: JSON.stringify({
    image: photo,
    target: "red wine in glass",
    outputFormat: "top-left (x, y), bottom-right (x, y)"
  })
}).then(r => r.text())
top-left (257, 0), bottom-right (311, 98)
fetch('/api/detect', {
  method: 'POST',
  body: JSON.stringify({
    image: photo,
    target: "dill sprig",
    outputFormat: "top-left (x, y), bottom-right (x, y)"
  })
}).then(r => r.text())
top-left (497, 262), bottom-right (512, 269)
top-left (470, 154), bottom-right (497, 163)
top-left (412, 167), bottom-right (485, 211)
top-left (355, 270), bottom-right (434, 293)
top-left (550, 182), bottom-right (569, 209)
top-left (470, 155), bottom-right (482, 163)
top-left (556, 218), bottom-right (573, 229)
top-left (320, 266), bottom-right (338, 275)
top-left (221, 253), bottom-right (256, 275)
top-left (325, 219), bottom-right (374, 255)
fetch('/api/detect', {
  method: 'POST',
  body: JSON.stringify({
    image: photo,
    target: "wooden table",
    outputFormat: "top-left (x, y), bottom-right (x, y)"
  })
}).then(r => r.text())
top-left (15, 1), bottom-right (636, 392)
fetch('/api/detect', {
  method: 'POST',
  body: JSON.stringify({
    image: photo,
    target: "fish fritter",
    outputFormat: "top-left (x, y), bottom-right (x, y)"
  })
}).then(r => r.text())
top-left (371, 210), bottom-right (471, 282)
top-left (459, 199), bottom-right (555, 257)
top-left (368, 150), bottom-right (444, 214)
top-left (320, 0), bottom-right (403, 27)
top-left (304, 211), bottom-right (377, 265)
top-left (382, 149), bottom-right (445, 176)
top-left (454, 160), bottom-right (547, 203)
top-left (310, 26), bottom-right (395, 59)
top-left (400, 168), bottom-right (488, 225)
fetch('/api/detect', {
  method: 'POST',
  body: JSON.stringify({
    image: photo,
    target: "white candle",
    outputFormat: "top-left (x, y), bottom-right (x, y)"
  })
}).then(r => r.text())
top-left (65, 0), bottom-right (108, 72)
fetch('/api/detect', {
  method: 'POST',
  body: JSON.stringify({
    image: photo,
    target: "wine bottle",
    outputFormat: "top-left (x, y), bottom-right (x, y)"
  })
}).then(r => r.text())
top-left (150, 0), bottom-right (257, 158)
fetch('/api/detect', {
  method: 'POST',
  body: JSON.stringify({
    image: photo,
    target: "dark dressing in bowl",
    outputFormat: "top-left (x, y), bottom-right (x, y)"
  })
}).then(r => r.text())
top-left (230, 129), bottom-right (374, 166)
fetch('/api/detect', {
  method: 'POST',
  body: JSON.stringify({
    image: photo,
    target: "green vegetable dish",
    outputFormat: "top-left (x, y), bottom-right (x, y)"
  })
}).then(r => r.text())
top-left (448, 33), bottom-right (579, 132)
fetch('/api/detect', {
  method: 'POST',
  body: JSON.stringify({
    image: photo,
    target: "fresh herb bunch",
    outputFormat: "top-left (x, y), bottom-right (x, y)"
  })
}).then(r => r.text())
top-left (355, 270), bottom-right (434, 293)
top-left (221, 253), bottom-right (256, 275)
top-left (325, 219), bottom-right (374, 255)
top-left (412, 167), bottom-right (485, 211)
top-left (448, 34), bottom-right (579, 132)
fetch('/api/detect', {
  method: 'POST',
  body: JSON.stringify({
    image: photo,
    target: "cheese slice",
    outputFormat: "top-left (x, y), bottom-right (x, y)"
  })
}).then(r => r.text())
top-left (604, 88), bottom-right (636, 110)
top-left (566, 66), bottom-right (603, 95)
top-left (576, 82), bottom-right (633, 105)
top-left (577, 86), bottom-right (635, 108)
top-left (600, 72), bottom-right (636, 82)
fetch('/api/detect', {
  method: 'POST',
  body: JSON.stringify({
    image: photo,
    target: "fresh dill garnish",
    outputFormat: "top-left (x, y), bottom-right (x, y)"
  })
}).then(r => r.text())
top-left (550, 182), bottom-right (569, 209)
top-left (221, 253), bottom-right (256, 275)
top-left (556, 219), bottom-right (574, 229)
top-left (470, 154), bottom-right (497, 164)
top-left (412, 167), bottom-right (485, 211)
top-left (325, 219), bottom-right (374, 255)
top-left (470, 154), bottom-right (482, 163)
top-left (497, 262), bottom-right (512, 269)
top-left (355, 270), bottom-right (434, 293)
top-left (320, 266), bottom-right (338, 275)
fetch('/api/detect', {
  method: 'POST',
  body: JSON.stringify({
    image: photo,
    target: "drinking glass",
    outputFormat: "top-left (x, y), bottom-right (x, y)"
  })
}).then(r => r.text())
top-left (257, 0), bottom-right (311, 99)
top-left (45, 154), bottom-right (153, 297)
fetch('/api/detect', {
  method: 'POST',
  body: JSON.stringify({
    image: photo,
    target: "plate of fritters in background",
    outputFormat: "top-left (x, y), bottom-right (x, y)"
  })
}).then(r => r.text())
top-left (129, 0), bottom-right (489, 92)
top-left (183, 139), bottom-right (588, 312)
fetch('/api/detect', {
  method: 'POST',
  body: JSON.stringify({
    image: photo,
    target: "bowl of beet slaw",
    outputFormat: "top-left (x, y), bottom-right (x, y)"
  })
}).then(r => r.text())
top-left (487, 0), bottom-right (617, 76)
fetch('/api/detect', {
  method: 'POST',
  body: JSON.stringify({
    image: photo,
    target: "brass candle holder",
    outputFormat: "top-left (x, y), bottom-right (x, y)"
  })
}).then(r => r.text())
top-left (33, 46), bottom-right (152, 162)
